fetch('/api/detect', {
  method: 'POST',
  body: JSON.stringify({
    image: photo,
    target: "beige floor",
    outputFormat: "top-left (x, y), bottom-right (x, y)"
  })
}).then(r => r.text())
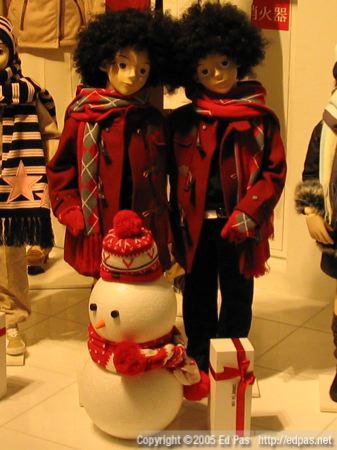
top-left (0, 248), bottom-right (337, 449)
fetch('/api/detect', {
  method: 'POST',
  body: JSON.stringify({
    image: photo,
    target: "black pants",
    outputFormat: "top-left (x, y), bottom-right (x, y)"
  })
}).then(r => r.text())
top-left (183, 219), bottom-right (254, 372)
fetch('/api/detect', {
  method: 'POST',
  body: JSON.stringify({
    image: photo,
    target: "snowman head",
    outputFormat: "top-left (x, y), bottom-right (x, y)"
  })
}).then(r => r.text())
top-left (88, 210), bottom-right (177, 343)
top-left (89, 277), bottom-right (177, 343)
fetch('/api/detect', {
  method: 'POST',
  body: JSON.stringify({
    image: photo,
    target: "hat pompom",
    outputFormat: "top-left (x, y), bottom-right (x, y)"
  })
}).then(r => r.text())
top-left (100, 210), bottom-right (162, 283)
top-left (113, 210), bottom-right (143, 238)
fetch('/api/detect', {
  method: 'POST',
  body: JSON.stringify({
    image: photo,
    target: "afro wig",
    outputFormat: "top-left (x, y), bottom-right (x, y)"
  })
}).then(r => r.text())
top-left (74, 8), bottom-right (178, 88)
top-left (169, 1), bottom-right (267, 91)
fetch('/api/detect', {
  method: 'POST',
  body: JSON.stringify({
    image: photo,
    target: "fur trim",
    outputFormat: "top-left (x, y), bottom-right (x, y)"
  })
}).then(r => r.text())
top-left (294, 179), bottom-right (325, 215)
top-left (317, 241), bottom-right (337, 257)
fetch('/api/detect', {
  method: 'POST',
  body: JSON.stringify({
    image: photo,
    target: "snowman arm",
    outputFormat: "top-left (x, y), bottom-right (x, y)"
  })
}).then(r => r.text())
top-left (172, 356), bottom-right (201, 385)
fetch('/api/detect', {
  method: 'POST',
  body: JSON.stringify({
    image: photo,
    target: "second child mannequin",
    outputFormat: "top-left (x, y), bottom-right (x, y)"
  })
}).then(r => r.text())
top-left (0, 17), bottom-right (58, 355)
top-left (47, 9), bottom-right (176, 279)
top-left (168, 2), bottom-right (287, 372)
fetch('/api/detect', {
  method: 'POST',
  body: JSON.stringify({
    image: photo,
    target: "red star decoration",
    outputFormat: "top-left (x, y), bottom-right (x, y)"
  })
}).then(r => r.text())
top-left (2, 160), bottom-right (42, 203)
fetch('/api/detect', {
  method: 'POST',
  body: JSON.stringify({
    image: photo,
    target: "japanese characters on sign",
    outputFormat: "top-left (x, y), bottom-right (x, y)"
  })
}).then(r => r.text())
top-left (251, 0), bottom-right (290, 31)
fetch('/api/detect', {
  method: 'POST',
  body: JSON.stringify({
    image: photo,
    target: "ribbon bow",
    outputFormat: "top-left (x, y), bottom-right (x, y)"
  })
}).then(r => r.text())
top-left (210, 338), bottom-right (255, 436)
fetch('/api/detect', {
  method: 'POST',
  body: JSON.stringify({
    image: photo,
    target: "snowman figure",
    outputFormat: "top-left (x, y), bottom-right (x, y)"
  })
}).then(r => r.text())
top-left (80, 210), bottom-right (209, 439)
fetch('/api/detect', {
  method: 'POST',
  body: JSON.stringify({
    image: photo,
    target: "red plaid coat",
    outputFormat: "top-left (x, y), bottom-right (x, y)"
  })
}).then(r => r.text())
top-left (168, 104), bottom-right (286, 273)
top-left (47, 106), bottom-right (170, 277)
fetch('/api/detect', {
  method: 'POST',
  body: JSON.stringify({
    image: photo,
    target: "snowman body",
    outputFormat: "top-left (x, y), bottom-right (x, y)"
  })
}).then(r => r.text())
top-left (80, 276), bottom-right (183, 439)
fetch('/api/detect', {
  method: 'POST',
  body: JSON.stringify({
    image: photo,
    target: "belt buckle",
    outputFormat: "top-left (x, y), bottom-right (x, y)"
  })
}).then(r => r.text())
top-left (216, 207), bottom-right (226, 218)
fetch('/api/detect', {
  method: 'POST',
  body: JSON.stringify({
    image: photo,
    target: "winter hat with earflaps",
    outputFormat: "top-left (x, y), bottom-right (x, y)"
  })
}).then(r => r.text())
top-left (0, 16), bottom-right (16, 63)
top-left (100, 210), bottom-right (162, 283)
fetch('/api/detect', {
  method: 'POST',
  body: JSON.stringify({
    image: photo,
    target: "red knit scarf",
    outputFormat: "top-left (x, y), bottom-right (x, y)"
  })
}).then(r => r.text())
top-left (194, 82), bottom-right (275, 192)
top-left (194, 81), bottom-right (268, 115)
top-left (67, 87), bottom-right (148, 236)
top-left (192, 81), bottom-right (277, 277)
top-left (87, 324), bottom-right (187, 376)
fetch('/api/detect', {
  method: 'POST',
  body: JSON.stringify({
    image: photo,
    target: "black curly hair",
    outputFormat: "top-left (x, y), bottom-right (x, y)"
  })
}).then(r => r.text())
top-left (169, 1), bottom-right (267, 91)
top-left (74, 8), bottom-right (177, 88)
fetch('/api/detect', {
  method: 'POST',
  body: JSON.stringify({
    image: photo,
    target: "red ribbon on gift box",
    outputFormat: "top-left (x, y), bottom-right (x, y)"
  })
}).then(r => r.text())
top-left (210, 338), bottom-right (255, 436)
top-left (0, 328), bottom-right (5, 337)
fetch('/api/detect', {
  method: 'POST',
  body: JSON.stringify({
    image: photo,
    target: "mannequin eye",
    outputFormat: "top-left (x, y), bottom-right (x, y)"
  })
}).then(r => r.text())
top-left (111, 310), bottom-right (120, 319)
top-left (139, 68), bottom-right (147, 76)
top-left (89, 303), bottom-right (97, 311)
top-left (118, 63), bottom-right (127, 69)
top-left (201, 68), bottom-right (209, 76)
top-left (221, 60), bottom-right (230, 67)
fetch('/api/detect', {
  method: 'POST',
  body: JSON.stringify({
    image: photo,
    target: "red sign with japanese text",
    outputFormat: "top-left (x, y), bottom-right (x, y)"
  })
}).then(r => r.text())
top-left (251, 0), bottom-right (290, 31)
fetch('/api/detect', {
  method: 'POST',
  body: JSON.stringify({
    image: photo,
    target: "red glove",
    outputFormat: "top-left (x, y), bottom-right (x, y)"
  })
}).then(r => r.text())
top-left (58, 207), bottom-right (85, 237)
top-left (221, 210), bottom-right (257, 244)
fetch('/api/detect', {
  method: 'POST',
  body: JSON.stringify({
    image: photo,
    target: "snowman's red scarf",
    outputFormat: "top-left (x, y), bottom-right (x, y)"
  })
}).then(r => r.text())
top-left (88, 324), bottom-right (192, 376)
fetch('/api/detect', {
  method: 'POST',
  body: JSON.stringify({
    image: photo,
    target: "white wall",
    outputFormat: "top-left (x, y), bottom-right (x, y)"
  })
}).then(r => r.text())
top-left (256, 0), bottom-right (337, 300)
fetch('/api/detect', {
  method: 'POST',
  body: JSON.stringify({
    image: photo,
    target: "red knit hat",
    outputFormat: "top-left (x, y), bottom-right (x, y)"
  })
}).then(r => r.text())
top-left (100, 210), bottom-right (162, 283)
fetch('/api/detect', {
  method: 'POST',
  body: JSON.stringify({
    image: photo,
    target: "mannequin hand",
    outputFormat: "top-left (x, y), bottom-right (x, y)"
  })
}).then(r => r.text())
top-left (221, 210), bottom-right (257, 244)
top-left (58, 207), bottom-right (85, 237)
top-left (305, 213), bottom-right (334, 244)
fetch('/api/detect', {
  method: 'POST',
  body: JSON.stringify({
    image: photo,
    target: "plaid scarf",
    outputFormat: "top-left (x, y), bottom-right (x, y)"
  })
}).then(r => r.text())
top-left (192, 81), bottom-right (272, 192)
top-left (0, 57), bottom-right (56, 248)
top-left (67, 87), bottom-right (148, 236)
top-left (191, 81), bottom-right (277, 277)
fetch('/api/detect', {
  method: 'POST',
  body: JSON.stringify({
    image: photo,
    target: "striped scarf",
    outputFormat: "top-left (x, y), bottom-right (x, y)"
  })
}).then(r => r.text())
top-left (0, 61), bottom-right (56, 248)
top-left (319, 88), bottom-right (337, 225)
top-left (67, 87), bottom-right (148, 236)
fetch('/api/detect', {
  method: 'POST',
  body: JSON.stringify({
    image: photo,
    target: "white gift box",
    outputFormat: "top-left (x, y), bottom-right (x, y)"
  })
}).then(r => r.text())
top-left (208, 338), bottom-right (254, 436)
top-left (0, 312), bottom-right (6, 399)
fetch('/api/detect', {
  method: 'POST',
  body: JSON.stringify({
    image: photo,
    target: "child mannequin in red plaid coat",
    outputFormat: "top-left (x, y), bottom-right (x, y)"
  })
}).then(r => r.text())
top-left (167, 2), bottom-right (287, 371)
top-left (47, 9), bottom-right (176, 278)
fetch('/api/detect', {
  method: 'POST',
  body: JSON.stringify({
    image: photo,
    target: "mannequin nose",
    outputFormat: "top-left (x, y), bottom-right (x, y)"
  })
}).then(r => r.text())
top-left (214, 68), bottom-right (225, 79)
top-left (127, 67), bottom-right (137, 80)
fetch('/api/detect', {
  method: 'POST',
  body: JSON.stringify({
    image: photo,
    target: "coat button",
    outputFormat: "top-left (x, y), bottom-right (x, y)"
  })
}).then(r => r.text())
top-left (137, 129), bottom-right (142, 134)
top-left (201, 124), bottom-right (207, 130)
top-left (104, 127), bottom-right (110, 132)
top-left (252, 195), bottom-right (259, 200)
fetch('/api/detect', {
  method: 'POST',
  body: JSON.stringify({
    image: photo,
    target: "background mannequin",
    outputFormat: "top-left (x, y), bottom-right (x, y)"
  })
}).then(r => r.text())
top-left (167, 2), bottom-right (287, 372)
top-left (295, 48), bottom-right (337, 402)
top-left (47, 9), bottom-right (176, 279)
top-left (0, 16), bottom-right (58, 356)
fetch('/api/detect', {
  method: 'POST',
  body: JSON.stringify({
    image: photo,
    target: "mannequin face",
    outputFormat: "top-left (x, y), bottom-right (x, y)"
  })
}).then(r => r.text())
top-left (196, 53), bottom-right (238, 95)
top-left (103, 47), bottom-right (150, 96)
top-left (0, 40), bottom-right (10, 71)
